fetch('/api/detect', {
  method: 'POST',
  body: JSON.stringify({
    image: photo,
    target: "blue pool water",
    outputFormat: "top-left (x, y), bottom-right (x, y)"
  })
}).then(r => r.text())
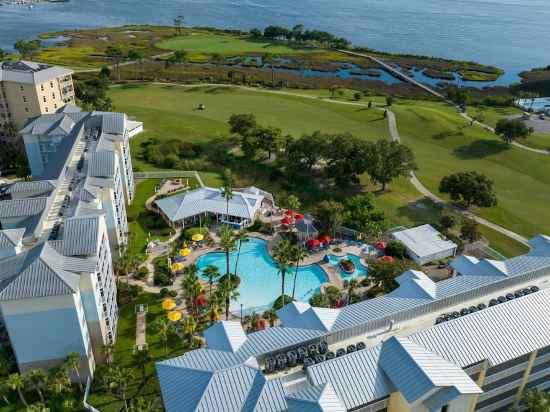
top-left (326, 254), bottom-right (368, 281)
top-left (196, 238), bottom-right (327, 312)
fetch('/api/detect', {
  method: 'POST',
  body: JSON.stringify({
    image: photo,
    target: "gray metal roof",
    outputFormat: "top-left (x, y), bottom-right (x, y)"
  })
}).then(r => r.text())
top-left (204, 321), bottom-right (248, 353)
top-left (5, 181), bottom-right (56, 197)
top-left (392, 224), bottom-right (457, 258)
top-left (0, 61), bottom-right (73, 84)
top-left (286, 383), bottom-right (346, 412)
top-left (156, 187), bottom-right (264, 223)
top-left (0, 242), bottom-right (94, 300)
top-left (95, 112), bottom-right (126, 135)
top-left (379, 336), bottom-right (481, 405)
top-left (62, 216), bottom-right (100, 257)
top-left (0, 229), bottom-right (25, 249)
top-left (87, 151), bottom-right (116, 178)
top-left (0, 197), bottom-right (47, 218)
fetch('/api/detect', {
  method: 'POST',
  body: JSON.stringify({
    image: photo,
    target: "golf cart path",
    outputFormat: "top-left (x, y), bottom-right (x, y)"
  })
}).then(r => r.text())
top-left (120, 82), bottom-right (531, 247)
top-left (386, 109), bottom-right (530, 246)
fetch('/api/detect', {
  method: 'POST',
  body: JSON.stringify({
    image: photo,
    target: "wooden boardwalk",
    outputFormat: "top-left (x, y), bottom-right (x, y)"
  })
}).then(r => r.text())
top-left (337, 50), bottom-right (447, 100)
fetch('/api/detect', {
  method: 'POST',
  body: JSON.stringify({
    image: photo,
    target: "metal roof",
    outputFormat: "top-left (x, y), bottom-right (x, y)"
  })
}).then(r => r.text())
top-left (0, 229), bottom-right (25, 249)
top-left (0, 197), bottom-right (47, 218)
top-left (392, 224), bottom-right (457, 258)
top-left (204, 321), bottom-right (248, 353)
top-left (0, 61), bottom-right (73, 84)
top-left (156, 187), bottom-right (265, 222)
top-left (62, 216), bottom-right (100, 257)
top-left (5, 180), bottom-right (56, 197)
top-left (0, 242), bottom-right (90, 301)
top-left (286, 383), bottom-right (346, 412)
top-left (379, 336), bottom-right (481, 405)
top-left (87, 151), bottom-right (117, 178)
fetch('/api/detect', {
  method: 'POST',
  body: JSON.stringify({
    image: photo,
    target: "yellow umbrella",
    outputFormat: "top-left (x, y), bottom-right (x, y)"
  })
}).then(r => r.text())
top-left (171, 262), bottom-right (184, 272)
top-left (191, 233), bottom-right (204, 242)
top-left (179, 248), bottom-right (192, 257)
top-left (162, 298), bottom-right (176, 311)
top-left (167, 311), bottom-right (182, 322)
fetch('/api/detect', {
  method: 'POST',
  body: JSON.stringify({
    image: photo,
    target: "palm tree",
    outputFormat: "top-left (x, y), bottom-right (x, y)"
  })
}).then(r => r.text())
top-left (102, 343), bottom-right (115, 365)
top-left (273, 240), bottom-right (293, 299)
top-left (64, 352), bottom-right (84, 393)
top-left (105, 366), bottom-right (134, 412)
top-left (26, 369), bottom-right (46, 403)
top-left (6, 373), bottom-right (28, 408)
top-left (290, 245), bottom-right (307, 300)
top-left (26, 403), bottom-right (49, 412)
top-left (181, 317), bottom-right (197, 347)
top-left (220, 168), bottom-right (235, 223)
top-left (0, 381), bottom-right (10, 406)
top-left (233, 230), bottom-right (249, 276)
top-left (219, 225), bottom-right (236, 319)
top-left (152, 317), bottom-right (172, 355)
top-left (132, 349), bottom-right (151, 380)
top-left (105, 46), bottom-right (124, 81)
top-left (207, 293), bottom-right (223, 323)
top-left (46, 367), bottom-right (70, 398)
top-left (203, 265), bottom-right (220, 298)
top-left (262, 308), bottom-right (278, 327)
top-left (344, 278), bottom-right (359, 305)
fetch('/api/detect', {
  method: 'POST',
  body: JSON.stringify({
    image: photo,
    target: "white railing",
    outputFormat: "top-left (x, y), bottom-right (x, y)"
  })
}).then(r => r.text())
top-left (133, 170), bottom-right (204, 187)
top-left (83, 377), bottom-right (100, 412)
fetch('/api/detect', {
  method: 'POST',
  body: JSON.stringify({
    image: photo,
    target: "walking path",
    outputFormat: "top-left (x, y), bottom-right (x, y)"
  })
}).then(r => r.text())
top-left (385, 109), bottom-right (530, 246)
top-left (136, 309), bottom-right (147, 349)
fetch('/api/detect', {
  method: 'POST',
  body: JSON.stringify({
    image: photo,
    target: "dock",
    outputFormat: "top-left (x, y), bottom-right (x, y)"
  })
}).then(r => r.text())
top-left (337, 49), bottom-right (447, 100)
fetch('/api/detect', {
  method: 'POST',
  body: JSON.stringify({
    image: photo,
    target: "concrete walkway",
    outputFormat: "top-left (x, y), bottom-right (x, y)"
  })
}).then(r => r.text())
top-left (386, 109), bottom-right (530, 247)
top-left (136, 308), bottom-right (147, 349)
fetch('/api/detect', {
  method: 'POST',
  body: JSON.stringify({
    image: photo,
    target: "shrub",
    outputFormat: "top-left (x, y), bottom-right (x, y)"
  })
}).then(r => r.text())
top-left (273, 295), bottom-right (293, 310)
top-left (353, 92), bottom-right (362, 101)
top-left (154, 273), bottom-right (173, 286)
top-left (184, 226), bottom-right (209, 239)
top-left (386, 96), bottom-right (394, 106)
top-left (133, 267), bottom-right (149, 280)
top-left (439, 215), bottom-right (456, 231)
top-left (385, 241), bottom-right (407, 259)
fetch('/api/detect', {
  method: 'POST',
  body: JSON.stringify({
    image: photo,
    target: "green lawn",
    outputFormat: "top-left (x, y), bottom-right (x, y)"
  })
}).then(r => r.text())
top-left (392, 100), bottom-right (550, 239)
top-left (111, 84), bottom-right (535, 256)
top-left (156, 32), bottom-right (313, 55)
top-left (111, 84), bottom-right (390, 170)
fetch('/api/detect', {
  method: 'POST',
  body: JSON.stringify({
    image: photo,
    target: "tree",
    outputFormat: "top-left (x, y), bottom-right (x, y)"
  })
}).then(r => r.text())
top-left (386, 96), bottom-right (394, 106)
top-left (343, 194), bottom-right (387, 241)
top-left (170, 50), bottom-right (188, 64)
top-left (460, 218), bottom-right (481, 243)
top-left (367, 261), bottom-right (402, 294)
top-left (325, 133), bottom-right (372, 186)
top-left (203, 265), bottom-right (220, 298)
top-left (385, 241), bottom-right (407, 259)
top-left (521, 390), bottom-right (550, 412)
top-left (0, 380), bottom-right (10, 406)
top-left (174, 15), bottom-right (185, 35)
top-left (220, 168), bottom-right (235, 221)
top-left (290, 245), bottom-right (307, 299)
top-left (152, 317), bottom-right (172, 354)
top-left (470, 107), bottom-right (486, 126)
top-left (229, 113), bottom-right (257, 136)
top-left (255, 125), bottom-right (283, 159)
top-left (132, 349), bottom-right (151, 380)
top-left (26, 369), bottom-right (46, 403)
top-left (6, 373), bottom-right (28, 408)
top-left (103, 366), bottom-right (134, 412)
top-left (127, 49), bottom-right (145, 80)
top-left (495, 118), bottom-right (531, 144)
top-left (291, 24), bottom-right (305, 41)
top-left (286, 131), bottom-right (328, 173)
top-left (439, 214), bottom-right (456, 231)
top-left (314, 200), bottom-right (344, 238)
top-left (366, 139), bottom-right (417, 191)
top-left (250, 28), bottom-right (262, 38)
top-left (102, 343), bottom-right (115, 365)
top-left (343, 278), bottom-right (359, 305)
top-left (273, 240), bottom-right (293, 299)
top-left (26, 403), bottom-right (49, 412)
top-left (181, 316), bottom-right (197, 346)
top-left (64, 352), bottom-right (83, 393)
top-left (233, 230), bottom-right (249, 277)
top-left (262, 308), bottom-right (278, 327)
top-left (105, 46), bottom-right (124, 81)
top-left (45, 367), bottom-right (70, 398)
top-left (219, 225), bottom-right (236, 319)
top-left (439, 171), bottom-right (497, 208)
top-left (0, 49), bottom-right (4, 60)
top-left (14, 39), bottom-right (41, 59)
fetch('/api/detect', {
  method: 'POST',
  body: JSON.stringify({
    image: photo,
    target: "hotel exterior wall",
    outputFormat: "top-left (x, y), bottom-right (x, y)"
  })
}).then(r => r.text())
top-left (1, 293), bottom-right (91, 368)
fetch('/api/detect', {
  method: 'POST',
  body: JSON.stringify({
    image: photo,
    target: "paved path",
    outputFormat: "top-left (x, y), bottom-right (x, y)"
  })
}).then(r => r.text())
top-left (136, 309), bottom-right (147, 349)
top-left (386, 109), bottom-right (530, 247)
top-left (459, 112), bottom-right (550, 156)
top-left (116, 81), bottom-right (531, 249)
top-left (75, 52), bottom-right (174, 73)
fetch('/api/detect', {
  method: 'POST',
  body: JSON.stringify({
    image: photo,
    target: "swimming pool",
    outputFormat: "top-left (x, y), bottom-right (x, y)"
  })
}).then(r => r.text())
top-left (325, 254), bottom-right (369, 280)
top-left (196, 238), bottom-right (328, 312)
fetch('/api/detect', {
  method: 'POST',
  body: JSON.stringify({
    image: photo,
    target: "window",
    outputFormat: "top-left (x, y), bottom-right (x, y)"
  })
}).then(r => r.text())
top-left (19, 85), bottom-right (24, 91)
top-left (54, 104), bottom-right (57, 109)
top-left (25, 107), bottom-right (29, 113)
top-left (45, 107), bottom-right (48, 113)
top-left (40, 84), bottom-right (44, 91)
top-left (22, 96), bottom-right (27, 103)
top-left (43, 96), bottom-right (47, 103)
top-left (52, 93), bottom-right (55, 99)
top-left (50, 82), bottom-right (54, 88)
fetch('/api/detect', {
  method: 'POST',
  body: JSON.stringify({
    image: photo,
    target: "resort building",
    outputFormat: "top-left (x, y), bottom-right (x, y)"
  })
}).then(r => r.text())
top-left (157, 234), bottom-right (550, 412)
top-left (391, 224), bottom-right (458, 265)
top-left (0, 105), bottom-right (141, 381)
top-left (156, 186), bottom-right (274, 229)
top-left (0, 61), bottom-right (75, 136)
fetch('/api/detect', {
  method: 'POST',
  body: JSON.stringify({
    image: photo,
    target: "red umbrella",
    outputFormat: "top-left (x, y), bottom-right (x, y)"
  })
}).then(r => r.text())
top-left (294, 213), bottom-right (305, 220)
top-left (381, 255), bottom-right (395, 263)
top-left (374, 241), bottom-right (387, 250)
top-left (318, 235), bottom-right (331, 245)
top-left (307, 239), bottom-right (321, 248)
top-left (285, 210), bottom-right (295, 216)
top-left (195, 295), bottom-right (207, 307)
top-left (281, 216), bottom-right (293, 225)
